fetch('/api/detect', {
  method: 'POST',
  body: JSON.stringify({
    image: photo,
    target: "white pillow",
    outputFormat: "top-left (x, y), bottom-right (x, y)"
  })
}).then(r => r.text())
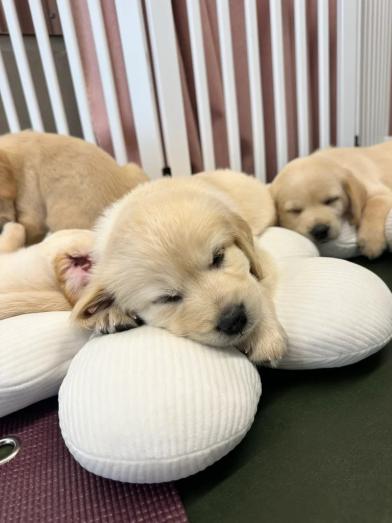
top-left (0, 312), bottom-right (89, 417)
top-left (59, 327), bottom-right (261, 483)
top-left (58, 228), bottom-right (392, 483)
top-left (319, 209), bottom-right (392, 258)
top-left (274, 257), bottom-right (392, 369)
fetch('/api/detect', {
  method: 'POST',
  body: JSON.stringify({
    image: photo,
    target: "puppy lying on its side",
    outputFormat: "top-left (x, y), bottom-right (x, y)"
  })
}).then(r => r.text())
top-left (73, 171), bottom-right (287, 364)
top-left (0, 223), bottom-right (94, 320)
top-left (0, 131), bottom-right (148, 246)
top-left (271, 141), bottom-right (392, 258)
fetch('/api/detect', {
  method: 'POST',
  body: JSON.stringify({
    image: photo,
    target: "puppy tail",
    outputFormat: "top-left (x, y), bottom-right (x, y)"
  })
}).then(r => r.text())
top-left (0, 291), bottom-right (71, 320)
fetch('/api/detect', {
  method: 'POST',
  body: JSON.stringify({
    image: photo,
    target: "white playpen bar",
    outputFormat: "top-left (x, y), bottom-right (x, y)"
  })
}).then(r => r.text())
top-left (1, 0), bottom-right (392, 177)
top-left (56, 0), bottom-right (95, 144)
top-left (2, 0), bottom-right (44, 131)
top-left (28, 0), bottom-right (69, 135)
top-left (294, 0), bottom-right (310, 158)
top-left (0, 49), bottom-right (20, 132)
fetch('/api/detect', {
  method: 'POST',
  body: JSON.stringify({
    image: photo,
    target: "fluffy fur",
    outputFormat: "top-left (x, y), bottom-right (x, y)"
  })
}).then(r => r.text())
top-left (0, 131), bottom-right (148, 245)
top-left (271, 141), bottom-right (392, 258)
top-left (73, 171), bottom-right (287, 364)
top-left (0, 224), bottom-right (94, 319)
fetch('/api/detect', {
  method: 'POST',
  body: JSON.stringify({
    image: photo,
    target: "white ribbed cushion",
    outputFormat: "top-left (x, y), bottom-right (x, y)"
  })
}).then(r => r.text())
top-left (59, 327), bottom-right (261, 483)
top-left (319, 210), bottom-right (392, 258)
top-left (257, 226), bottom-right (319, 258)
top-left (274, 257), bottom-right (392, 369)
top-left (0, 312), bottom-right (89, 417)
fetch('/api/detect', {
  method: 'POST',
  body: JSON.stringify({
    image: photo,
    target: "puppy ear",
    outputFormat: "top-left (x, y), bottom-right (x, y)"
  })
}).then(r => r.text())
top-left (72, 281), bottom-right (138, 334)
top-left (72, 283), bottom-right (114, 328)
top-left (231, 213), bottom-right (264, 281)
top-left (343, 172), bottom-right (367, 226)
top-left (0, 151), bottom-right (16, 200)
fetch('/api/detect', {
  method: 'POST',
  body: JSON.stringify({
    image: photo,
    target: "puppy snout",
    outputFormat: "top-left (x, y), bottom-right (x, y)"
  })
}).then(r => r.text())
top-left (216, 303), bottom-right (247, 336)
top-left (311, 223), bottom-right (330, 241)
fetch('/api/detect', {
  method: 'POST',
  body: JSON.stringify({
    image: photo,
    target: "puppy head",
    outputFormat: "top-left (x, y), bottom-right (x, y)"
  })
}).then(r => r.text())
top-left (271, 156), bottom-right (366, 243)
top-left (0, 151), bottom-right (16, 228)
top-left (73, 179), bottom-right (266, 349)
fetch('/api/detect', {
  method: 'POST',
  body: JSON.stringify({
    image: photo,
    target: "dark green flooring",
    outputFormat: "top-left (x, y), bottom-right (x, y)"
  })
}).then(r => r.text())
top-left (178, 253), bottom-right (392, 523)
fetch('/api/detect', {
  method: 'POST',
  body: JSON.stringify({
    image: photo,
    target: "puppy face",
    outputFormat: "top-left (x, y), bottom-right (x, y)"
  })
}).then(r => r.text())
top-left (74, 180), bottom-right (266, 350)
top-left (271, 157), bottom-right (366, 243)
top-left (0, 150), bottom-right (16, 228)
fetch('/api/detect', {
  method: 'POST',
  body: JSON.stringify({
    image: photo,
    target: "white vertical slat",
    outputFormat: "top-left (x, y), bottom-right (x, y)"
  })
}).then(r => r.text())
top-left (337, 0), bottom-right (361, 146)
top-left (269, 0), bottom-right (288, 171)
top-left (318, 0), bottom-right (330, 148)
top-left (86, 0), bottom-right (127, 164)
top-left (216, 0), bottom-right (241, 171)
top-left (0, 50), bottom-right (20, 131)
top-left (28, 0), bottom-right (69, 134)
top-left (294, 0), bottom-right (310, 157)
top-left (186, 0), bottom-right (215, 171)
top-left (56, 0), bottom-right (95, 143)
top-left (145, 0), bottom-right (191, 176)
top-left (2, 0), bottom-right (44, 131)
top-left (244, 0), bottom-right (266, 181)
top-left (383, 2), bottom-right (392, 140)
top-left (115, 0), bottom-right (164, 178)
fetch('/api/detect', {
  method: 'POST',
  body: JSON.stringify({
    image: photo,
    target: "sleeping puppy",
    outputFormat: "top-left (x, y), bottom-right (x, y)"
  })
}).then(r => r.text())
top-left (72, 173), bottom-right (287, 364)
top-left (0, 223), bottom-right (94, 319)
top-left (0, 131), bottom-right (148, 245)
top-left (271, 141), bottom-right (392, 258)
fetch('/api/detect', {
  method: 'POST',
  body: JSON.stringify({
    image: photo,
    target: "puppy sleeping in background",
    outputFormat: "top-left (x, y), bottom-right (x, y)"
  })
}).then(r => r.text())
top-left (73, 171), bottom-right (287, 364)
top-left (0, 223), bottom-right (94, 319)
top-left (0, 131), bottom-right (148, 246)
top-left (271, 141), bottom-right (392, 258)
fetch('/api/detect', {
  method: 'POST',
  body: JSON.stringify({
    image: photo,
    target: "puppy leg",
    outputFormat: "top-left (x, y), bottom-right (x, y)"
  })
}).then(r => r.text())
top-left (357, 194), bottom-right (392, 258)
top-left (241, 289), bottom-right (288, 365)
top-left (0, 291), bottom-right (71, 319)
top-left (0, 222), bottom-right (26, 252)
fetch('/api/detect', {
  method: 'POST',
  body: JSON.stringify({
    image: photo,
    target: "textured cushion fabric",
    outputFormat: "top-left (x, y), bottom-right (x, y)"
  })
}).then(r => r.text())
top-left (319, 209), bottom-right (392, 259)
top-left (59, 327), bottom-right (261, 483)
top-left (274, 257), bottom-right (392, 369)
top-left (0, 312), bottom-right (89, 417)
top-left (256, 227), bottom-right (319, 259)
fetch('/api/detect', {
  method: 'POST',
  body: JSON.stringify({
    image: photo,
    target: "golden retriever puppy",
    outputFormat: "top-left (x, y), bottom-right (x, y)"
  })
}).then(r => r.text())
top-left (271, 141), bottom-right (392, 258)
top-left (0, 131), bottom-right (148, 245)
top-left (0, 223), bottom-right (94, 319)
top-left (73, 173), bottom-right (287, 364)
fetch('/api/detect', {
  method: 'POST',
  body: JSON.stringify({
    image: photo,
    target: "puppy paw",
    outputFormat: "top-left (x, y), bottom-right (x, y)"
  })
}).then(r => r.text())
top-left (245, 324), bottom-right (288, 366)
top-left (357, 231), bottom-right (386, 259)
top-left (0, 222), bottom-right (26, 252)
top-left (92, 306), bottom-right (140, 335)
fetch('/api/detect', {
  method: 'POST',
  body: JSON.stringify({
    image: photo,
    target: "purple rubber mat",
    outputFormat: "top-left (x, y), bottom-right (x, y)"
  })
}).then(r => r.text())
top-left (0, 397), bottom-right (188, 523)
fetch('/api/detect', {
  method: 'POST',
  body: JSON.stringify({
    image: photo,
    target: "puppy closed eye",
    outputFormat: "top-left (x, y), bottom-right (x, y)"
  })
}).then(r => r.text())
top-left (323, 196), bottom-right (340, 205)
top-left (287, 208), bottom-right (303, 215)
top-left (154, 293), bottom-right (183, 305)
top-left (210, 248), bottom-right (225, 269)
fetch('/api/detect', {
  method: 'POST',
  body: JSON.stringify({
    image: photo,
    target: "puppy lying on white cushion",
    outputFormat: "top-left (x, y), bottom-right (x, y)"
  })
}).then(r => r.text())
top-left (73, 172), bottom-right (287, 365)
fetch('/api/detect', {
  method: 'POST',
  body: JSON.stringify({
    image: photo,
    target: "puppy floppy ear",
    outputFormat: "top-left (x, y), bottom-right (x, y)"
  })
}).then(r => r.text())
top-left (72, 282), bottom-right (138, 334)
top-left (231, 213), bottom-right (264, 281)
top-left (0, 151), bottom-right (16, 200)
top-left (343, 171), bottom-right (367, 226)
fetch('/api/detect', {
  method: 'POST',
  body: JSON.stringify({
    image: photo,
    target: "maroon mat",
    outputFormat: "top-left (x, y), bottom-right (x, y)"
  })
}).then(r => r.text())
top-left (0, 397), bottom-right (188, 523)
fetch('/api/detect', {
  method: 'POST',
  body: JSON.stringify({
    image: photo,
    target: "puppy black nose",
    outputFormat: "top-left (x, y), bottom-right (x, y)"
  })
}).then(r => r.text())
top-left (311, 224), bottom-right (330, 241)
top-left (216, 303), bottom-right (247, 336)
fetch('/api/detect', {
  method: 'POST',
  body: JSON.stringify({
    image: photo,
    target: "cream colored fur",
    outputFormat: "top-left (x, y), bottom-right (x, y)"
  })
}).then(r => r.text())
top-left (0, 224), bottom-right (94, 319)
top-left (271, 141), bottom-right (392, 258)
top-left (73, 171), bottom-right (286, 364)
top-left (0, 131), bottom-right (148, 245)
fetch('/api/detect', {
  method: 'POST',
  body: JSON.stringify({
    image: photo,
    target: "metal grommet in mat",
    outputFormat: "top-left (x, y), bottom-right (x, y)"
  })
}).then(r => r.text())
top-left (0, 436), bottom-right (21, 464)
